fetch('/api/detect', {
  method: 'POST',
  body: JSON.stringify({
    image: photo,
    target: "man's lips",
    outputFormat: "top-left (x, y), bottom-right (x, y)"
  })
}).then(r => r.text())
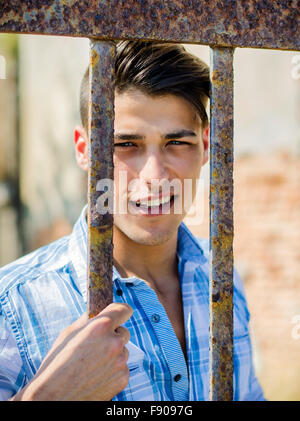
top-left (129, 191), bottom-right (173, 201)
top-left (129, 194), bottom-right (175, 208)
top-left (128, 195), bottom-right (177, 216)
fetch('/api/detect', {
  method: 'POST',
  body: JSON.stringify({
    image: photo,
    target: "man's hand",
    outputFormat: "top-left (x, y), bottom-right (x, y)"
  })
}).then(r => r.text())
top-left (12, 303), bottom-right (133, 401)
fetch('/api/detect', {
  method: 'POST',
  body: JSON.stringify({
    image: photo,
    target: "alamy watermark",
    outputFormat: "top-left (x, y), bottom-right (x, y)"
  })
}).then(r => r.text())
top-left (0, 55), bottom-right (6, 80)
top-left (95, 171), bottom-right (205, 225)
top-left (291, 55), bottom-right (300, 80)
top-left (291, 315), bottom-right (300, 340)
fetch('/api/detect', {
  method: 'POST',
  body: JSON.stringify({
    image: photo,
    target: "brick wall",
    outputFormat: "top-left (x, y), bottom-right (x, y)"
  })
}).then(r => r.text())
top-left (188, 151), bottom-right (300, 401)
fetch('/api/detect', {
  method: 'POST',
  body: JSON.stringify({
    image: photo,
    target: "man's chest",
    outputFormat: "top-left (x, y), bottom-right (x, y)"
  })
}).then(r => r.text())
top-left (156, 291), bottom-right (187, 362)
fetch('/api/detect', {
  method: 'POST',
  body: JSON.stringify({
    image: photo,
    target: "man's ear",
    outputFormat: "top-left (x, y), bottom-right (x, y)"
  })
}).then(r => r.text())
top-left (202, 125), bottom-right (209, 166)
top-left (74, 125), bottom-right (88, 172)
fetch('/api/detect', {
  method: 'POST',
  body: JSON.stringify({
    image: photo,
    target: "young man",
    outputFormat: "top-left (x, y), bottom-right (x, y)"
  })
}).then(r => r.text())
top-left (0, 41), bottom-right (264, 401)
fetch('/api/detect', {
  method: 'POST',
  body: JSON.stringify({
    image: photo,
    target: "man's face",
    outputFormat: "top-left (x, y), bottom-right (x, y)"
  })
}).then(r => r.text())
top-left (75, 88), bottom-right (209, 246)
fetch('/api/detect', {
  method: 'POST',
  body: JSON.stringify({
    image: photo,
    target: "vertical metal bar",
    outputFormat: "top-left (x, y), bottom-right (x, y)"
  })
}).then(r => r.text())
top-left (209, 46), bottom-right (235, 401)
top-left (87, 40), bottom-right (116, 319)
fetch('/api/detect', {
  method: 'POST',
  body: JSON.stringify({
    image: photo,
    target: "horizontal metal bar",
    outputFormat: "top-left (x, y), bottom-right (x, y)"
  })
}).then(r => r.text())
top-left (209, 46), bottom-right (234, 401)
top-left (0, 1), bottom-right (299, 51)
top-left (87, 40), bottom-right (115, 318)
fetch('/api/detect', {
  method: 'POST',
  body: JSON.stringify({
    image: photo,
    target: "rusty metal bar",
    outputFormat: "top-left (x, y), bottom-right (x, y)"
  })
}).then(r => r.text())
top-left (209, 47), bottom-right (234, 401)
top-left (87, 40), bottom-right (115, 318)
top-left (0, 1), bottom-right (299, 51)
top-left (1, 0), bottom-right (298, 402)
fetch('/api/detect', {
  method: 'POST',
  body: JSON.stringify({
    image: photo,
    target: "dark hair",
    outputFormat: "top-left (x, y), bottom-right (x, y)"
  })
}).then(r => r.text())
top-left (80, 41), bottom-right (210, 131)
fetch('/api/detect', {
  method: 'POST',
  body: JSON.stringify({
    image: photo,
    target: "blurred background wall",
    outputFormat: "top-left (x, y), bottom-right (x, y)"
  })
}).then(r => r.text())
top-left (0, 34), bottom-right (299, 400)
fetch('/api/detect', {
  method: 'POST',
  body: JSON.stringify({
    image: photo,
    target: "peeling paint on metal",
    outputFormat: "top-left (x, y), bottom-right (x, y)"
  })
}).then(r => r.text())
top-left (87, 40), bottom-right (115, 319)
top-left (209, 46), bottom-right (234, 401)
top-left (0, 1), bottom-right (299, 51)
top-left (1, 0), bottom-right (298, 401)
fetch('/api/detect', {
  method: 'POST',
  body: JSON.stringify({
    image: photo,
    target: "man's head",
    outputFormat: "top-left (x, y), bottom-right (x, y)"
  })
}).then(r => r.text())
top-left (79, 41), bottom-right (210, 134)
top-left (75, 41), bottom-right (210, 246)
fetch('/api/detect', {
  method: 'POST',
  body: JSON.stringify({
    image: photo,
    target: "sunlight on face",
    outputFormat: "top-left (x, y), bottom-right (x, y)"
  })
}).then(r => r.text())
top-left (112, 88), bottom-right (208, 246)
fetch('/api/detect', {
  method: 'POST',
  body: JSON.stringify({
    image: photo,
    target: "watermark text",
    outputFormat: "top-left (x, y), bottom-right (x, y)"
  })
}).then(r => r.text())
top-left (95, 172), bottom-right (205, 225)
top-left (291, 55), bottom-right (300, 80)
top-left (0, 55), bottom-right (6, 80)
top-left (291, 314), bottom-right (300, 340)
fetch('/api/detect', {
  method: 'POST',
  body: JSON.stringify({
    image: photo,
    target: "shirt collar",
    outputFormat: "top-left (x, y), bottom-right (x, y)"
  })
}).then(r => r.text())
top-left (69, 205), bottom-right (207, 298)
top-left (68, 204), bottom-right (89, 301)
top-left (177, 222), bottom-right (205, 262)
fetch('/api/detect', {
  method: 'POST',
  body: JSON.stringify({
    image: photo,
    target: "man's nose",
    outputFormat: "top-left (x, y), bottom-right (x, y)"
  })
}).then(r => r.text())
top-left (138, 151), bottom-right (168, 183)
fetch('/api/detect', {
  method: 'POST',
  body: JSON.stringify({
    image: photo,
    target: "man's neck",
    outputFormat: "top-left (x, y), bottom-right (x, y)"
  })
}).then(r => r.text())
top-left (113, 227), bottom-right (179, 296)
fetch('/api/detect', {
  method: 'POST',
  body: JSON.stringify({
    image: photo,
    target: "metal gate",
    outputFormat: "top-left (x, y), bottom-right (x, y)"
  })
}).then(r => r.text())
top-left (0, 0), bottom-right (299, 401)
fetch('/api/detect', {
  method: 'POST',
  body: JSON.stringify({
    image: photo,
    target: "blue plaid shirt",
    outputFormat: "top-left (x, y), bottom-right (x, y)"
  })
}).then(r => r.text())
top-left (0, 205), bottom-right (264, 401)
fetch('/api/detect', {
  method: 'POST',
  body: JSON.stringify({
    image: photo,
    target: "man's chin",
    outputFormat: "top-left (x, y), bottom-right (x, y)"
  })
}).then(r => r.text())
top-left (114, 221), bottom-right (180, 247)
top-left (128, 233), bottom-right (174, 246)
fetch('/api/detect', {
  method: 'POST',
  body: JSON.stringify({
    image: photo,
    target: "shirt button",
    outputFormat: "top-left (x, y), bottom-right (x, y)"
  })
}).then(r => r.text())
top-left (125, 282), bottom-right (134, 287)
top-left (151, 314), bottom-right (160, 323)
top-left (116, 289), bottom-right (123, 296)
top-left (174, 374), bottom-right (181, 382)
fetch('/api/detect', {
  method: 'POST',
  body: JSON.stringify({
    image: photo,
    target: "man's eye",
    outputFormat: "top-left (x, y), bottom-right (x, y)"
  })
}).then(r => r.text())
top-left (114, 142), bottom-right (136, 147)
top-left (167, 140), bottom-right (190, 146)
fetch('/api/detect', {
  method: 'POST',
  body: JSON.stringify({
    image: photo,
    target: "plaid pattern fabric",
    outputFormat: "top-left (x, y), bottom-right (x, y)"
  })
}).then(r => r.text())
top-left (0, 205), bottom-right (265, 401)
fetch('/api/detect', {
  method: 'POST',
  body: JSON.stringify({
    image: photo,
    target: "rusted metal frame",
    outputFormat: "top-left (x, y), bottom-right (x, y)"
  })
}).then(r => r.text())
top-left (1, 0), bottom-right (298, 402)
top-left (87, 42), bottom-right (236, 401)
top-left (0, 0), bottom-right (299, 51)
top-left (87, 40), bottom-right (115, 318)
top-left (209, 47), bottom-right (234, 401)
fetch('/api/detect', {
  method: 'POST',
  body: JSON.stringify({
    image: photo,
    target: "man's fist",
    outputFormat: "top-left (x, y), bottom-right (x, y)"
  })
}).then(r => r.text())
top-left (12, 303), bottom-right (133, 401)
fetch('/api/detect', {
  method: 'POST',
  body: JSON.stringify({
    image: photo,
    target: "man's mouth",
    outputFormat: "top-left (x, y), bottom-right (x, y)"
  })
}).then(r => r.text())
top-left (129, 194), bottom-right (176, 215)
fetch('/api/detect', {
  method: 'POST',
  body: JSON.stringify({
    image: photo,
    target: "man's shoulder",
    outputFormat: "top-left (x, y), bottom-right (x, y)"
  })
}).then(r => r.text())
top-left (0, 234), bottom-right (71, 297)
top-left (194, 237), bottom-right (209, 255)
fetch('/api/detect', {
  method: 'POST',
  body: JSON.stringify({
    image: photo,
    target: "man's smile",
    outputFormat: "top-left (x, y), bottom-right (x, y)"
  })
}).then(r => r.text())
top-left (128, 194), bottom-right (177, 216)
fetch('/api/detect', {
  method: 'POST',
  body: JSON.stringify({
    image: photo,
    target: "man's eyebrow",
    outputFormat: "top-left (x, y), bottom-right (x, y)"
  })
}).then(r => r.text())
top-left (114, 130), bottom-right (197, 141)
top-left (164, 130), bottom-right (197, 139)
top-left (114, 133), bottom-right (145, 141)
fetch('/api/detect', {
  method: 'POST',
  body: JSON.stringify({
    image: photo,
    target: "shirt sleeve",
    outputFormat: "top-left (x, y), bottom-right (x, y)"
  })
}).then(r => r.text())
top-left (242, 329), bottom-right (266, 401)
top-left (244, 364), bottom-right (266, 401)
top-left (0, 311), bottom-right (26, 401)
top-left (233, 268), bottom-right (266, 401)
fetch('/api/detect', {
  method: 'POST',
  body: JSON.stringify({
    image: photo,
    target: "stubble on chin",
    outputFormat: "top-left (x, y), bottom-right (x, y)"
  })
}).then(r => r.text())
top-left (113, 219), bottom-right (179, 247)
